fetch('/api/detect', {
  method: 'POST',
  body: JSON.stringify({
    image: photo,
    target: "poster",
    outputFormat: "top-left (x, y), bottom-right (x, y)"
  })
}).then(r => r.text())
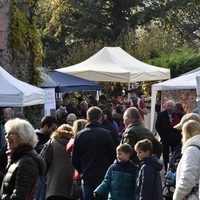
top-left (44, 88), bottom-right (56, 117)
top-left (161, 89), bottom-right (197, 113)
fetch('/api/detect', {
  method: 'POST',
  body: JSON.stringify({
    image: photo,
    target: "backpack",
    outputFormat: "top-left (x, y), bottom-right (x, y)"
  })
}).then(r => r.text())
top-left (39, 139), bottom-right (53, 174)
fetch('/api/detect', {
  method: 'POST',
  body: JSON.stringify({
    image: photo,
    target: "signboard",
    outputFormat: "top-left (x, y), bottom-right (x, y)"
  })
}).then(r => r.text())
top-left (44, 88), bottom-right (56, 117)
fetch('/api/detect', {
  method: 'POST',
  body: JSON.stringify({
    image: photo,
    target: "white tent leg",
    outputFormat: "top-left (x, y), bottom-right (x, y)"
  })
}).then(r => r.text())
top-left (21, 107), bottom-right (23, 113)
top-left (96, 90), bottom-right (101, 101)
top-left (150, 87), bottom-right (157, 132)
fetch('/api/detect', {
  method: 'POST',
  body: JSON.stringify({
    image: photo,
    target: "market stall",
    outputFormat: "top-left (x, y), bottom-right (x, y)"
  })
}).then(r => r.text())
top-left (0, 66), bottom-right (45, 107)
top-left (151, 70), bottom-right (200, 132)
top-left (56, 47), bottom-right (170, 91)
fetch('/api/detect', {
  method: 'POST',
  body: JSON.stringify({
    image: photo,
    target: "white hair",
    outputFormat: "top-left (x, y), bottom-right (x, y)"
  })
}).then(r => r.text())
top-left (5, 118), bottom-right (38, 148)
top-left (67, 113), bottom-right (77, 121)
top-left (5, 108), bottom-right (14, 117)
top-left (80, 101), bottom-right (88, 108)
top-left (167, 100), bottom-right (175, 106)
top-left (56, 106), bottom-right (67, 117)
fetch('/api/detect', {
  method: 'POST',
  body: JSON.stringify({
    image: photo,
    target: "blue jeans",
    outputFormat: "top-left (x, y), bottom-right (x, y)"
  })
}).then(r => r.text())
top-left (36, 174), bottom-right (47, 200)
top-left (82, 180), bottom-right (108, 200)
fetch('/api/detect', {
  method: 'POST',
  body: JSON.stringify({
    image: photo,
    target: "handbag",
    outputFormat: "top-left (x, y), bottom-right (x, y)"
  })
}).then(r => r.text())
top-left (70, 180), bottom-right (83, 199)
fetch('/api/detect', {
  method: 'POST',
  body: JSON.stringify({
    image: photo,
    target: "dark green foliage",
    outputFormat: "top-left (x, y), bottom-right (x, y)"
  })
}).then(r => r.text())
top-left (148, 45), bottom-right (200, 78)
top-left (42, 36), bottom-right (69, 69)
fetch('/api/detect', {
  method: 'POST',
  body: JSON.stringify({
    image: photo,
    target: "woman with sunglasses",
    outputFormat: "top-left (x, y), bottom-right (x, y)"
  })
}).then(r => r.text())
top-left (0, 118), bottom-right (46, 200)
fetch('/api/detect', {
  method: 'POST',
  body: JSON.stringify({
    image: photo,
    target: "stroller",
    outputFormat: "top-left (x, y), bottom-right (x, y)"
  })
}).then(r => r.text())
top-left (163, 145), bottom-right (182, 200)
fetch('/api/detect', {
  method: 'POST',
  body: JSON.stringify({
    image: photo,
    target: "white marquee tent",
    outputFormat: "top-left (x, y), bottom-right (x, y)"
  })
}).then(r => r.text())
top-left (0, 66), bottom-right (45, 107)
top-left (57, 47), bottom-right (170, 87)
top-left (150, 70), bottom-right (200, 132)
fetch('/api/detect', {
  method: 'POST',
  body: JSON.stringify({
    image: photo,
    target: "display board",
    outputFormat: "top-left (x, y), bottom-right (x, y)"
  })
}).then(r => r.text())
top-left (161, 89), bottom-right (197, 113)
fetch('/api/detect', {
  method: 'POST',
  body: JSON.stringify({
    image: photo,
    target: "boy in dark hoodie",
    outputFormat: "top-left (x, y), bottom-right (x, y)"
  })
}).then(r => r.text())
top-left (135, 139), bottom-right (163, 200)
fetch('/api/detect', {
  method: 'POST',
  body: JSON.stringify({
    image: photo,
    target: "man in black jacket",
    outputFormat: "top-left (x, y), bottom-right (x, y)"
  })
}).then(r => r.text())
top-left (72, 106), bottom-right (116, 200)
top-left (35, 115), bottom-right (58, 200)
top-left (155, 100), bottom-right (181, 171)
top-left (121, 107), bottom-right (163, 163)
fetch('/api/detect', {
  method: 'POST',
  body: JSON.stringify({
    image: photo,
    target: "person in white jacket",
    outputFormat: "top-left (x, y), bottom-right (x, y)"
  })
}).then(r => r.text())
top-left (173, 120), bottom-right (200, 200)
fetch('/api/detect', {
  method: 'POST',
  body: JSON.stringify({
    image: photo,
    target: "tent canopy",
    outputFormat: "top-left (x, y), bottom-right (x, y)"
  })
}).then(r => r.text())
top-left (40, 66), bottom-right (101, 93)
top-left (150, 70), bottom-right (200, 131)
top-left (0, 66), bottom-right (45, 107)
top-left (56, 47), bottom-right (170, 83)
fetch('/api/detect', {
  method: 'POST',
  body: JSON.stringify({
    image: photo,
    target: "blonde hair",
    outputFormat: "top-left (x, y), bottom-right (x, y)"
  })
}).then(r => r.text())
top-left (73, 119), bottom-right (87, 134)
top-left (51, 124), bottom-right (73, 138)
top-left (5, 118), bottom-right (38, 148)
top-left (182, 120), bottom-right (200, 145)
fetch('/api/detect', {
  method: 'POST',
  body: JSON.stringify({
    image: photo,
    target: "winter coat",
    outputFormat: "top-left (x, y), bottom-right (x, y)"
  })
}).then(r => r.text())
top-left (110, 120), bottom-right (119, 133)
top-left (72, 121), bottom-right (116, 182)
top-left (121, 121), bottom-right (163, 163)
top-left (66, 136), bottom-right (81, 180)
top-left (173, 135), bottom-right (200, 200)
top-left (170, 110), bottom-right (185, 127)
top-left (94, 159), bottom-right (138, 200)
top-left (46, 129), bottom-right (74, 199)
top-left (113, 112), bottom-right (123, 127)
top-left (136, 155), bottom-right (163, 200)
top-left (1, 145), bottom-right (46, 200)
top-left (156, 110), bottom-right (181, 146)
top-left (101, 120), bottom-right (119, 147)
top-left (0, 120), bottom-right (6, 148)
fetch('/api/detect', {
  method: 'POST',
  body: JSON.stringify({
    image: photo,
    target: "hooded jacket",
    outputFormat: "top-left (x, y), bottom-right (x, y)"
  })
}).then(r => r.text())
top-left (94, 159), bottom-right (138, 200)
top-left (1, 145), bottom-right (46, 200)
top-left (173, 135), bottom-right (200, 200)
top-left (46, 129), bottom-right (74, 199)
top-left (136, 155), bottom-right (163, 200)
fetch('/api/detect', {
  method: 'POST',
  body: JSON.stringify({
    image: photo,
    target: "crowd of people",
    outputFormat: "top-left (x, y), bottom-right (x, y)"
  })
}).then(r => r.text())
top-left (0, 89), bottom-right (200, 200)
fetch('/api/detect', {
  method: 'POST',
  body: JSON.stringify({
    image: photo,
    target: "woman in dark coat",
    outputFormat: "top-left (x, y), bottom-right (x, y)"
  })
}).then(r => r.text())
top-left (46, 124), bottom-right (74, 200)
top-left (1, 118), bottom-right (46, 200)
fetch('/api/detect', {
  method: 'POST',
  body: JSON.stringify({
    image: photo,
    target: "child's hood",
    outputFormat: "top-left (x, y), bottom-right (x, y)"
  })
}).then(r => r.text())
top-left (140, 155), bottom-right (163, 171)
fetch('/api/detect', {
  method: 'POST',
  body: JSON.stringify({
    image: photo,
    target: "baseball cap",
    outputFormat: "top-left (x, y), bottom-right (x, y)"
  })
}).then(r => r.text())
top-left (174, 113), bottom-right (200, 130)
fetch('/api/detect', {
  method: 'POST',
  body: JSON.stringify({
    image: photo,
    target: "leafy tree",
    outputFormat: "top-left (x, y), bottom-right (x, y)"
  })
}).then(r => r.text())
top-left (154, 0), bottom-right (200, 48)
top-left (67, 0), bottom-right (171, 42)
top-left (148, 45), bottom-right (200, 78)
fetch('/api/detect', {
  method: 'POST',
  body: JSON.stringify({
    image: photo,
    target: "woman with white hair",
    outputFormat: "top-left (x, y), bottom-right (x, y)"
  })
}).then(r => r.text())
top-left (0, 118), bottom-right (46, 200)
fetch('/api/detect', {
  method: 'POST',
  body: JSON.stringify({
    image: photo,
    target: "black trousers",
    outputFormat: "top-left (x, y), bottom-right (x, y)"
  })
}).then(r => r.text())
top-left (163, 144), bottom-right (178, 171)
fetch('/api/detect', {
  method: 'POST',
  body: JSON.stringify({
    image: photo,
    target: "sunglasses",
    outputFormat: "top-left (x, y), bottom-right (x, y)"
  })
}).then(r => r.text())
top-left (5, 131), bottom-right (17, 136)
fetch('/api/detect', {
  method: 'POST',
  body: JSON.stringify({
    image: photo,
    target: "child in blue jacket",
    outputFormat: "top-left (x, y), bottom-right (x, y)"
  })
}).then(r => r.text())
top-left (135, 139), bottom-right (163, 200)
top-left (93, 143), bottom-right (138, 200)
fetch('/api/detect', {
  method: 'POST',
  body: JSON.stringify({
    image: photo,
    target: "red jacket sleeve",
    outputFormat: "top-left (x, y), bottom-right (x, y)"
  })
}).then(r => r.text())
top-left (66, 136), bottom-right (74, 153)
top-left (126, 101), bottom-right (131, 108)
top-left (170, 114), bottom-right (181, 127)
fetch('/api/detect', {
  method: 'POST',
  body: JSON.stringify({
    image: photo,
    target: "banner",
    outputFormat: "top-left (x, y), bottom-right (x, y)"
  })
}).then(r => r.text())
top-left (44, 88), bottom-right (56, 117)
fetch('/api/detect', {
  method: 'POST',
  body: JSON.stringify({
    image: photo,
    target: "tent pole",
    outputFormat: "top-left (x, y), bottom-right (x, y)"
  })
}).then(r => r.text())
top-left (128, 80), bottom-right (130, 100)
top-left (21, 107), bottom-right (23, 113)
